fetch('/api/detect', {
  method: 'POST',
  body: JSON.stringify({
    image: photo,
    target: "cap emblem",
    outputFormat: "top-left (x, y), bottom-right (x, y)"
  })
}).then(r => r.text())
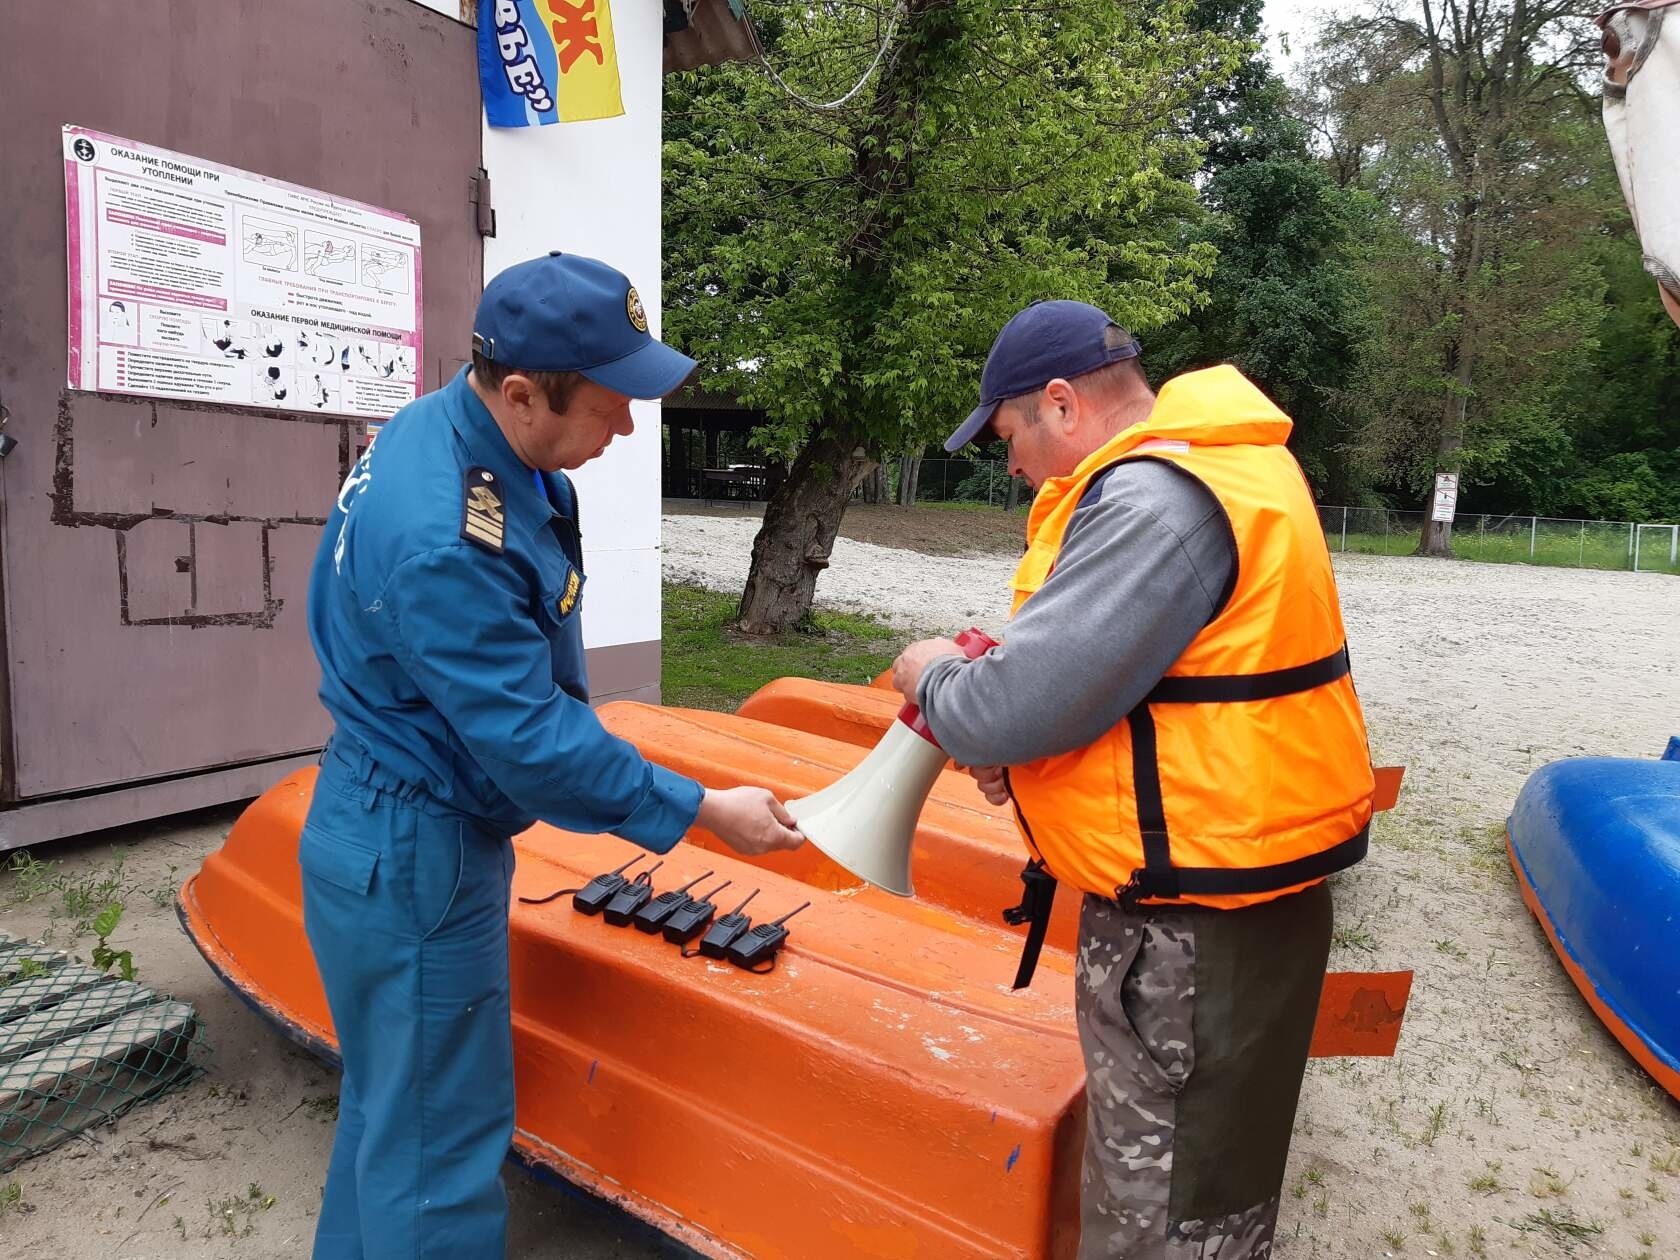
top-left (626, 287), bottom-right (648, 334)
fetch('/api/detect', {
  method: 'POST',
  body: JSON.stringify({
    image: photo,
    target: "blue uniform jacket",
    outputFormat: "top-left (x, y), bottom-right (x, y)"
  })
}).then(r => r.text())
top-left (306, 367), bottom-right (702, 850)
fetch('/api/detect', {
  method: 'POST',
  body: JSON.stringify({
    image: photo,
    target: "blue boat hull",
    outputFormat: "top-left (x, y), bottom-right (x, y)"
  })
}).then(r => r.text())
top-left (1507, 747), bottom-right (1680, 1100)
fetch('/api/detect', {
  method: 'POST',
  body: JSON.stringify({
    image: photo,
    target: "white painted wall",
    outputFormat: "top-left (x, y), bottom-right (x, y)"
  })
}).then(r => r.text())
top-left (482, 1), bottom-right (667, 656)
top-left (407, 0), bottom-right (475, 24)
top-left (409, 0), bottom-right (668, 658)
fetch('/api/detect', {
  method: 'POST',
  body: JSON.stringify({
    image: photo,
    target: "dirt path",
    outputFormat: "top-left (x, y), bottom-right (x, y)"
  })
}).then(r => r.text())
top-left (666, 508), bottom-right (1680, 1260)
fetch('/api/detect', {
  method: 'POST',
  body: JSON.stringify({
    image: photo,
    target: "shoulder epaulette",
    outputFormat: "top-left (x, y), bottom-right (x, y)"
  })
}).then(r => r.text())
top-left (461, 467), bottom-right (505, 554)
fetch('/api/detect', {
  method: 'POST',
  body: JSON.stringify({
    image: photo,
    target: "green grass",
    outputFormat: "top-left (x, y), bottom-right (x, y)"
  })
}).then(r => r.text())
top-left (661, 581), bottom-right (907, 713)
top-left (1332, 527), bottom-right (1680, 574)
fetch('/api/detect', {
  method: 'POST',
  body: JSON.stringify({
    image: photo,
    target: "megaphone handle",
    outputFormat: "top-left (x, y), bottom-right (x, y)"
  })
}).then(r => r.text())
top-left (954, 627), bottom-right (999, 658)
top-left (897, 628), bottom-right (999, 748)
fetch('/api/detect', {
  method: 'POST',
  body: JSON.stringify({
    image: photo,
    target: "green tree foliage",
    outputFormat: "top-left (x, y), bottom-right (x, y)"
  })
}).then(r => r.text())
top-left (663, 0), bottom-right (1236, 631)
top-left (1301, 1), bottom-right (1613, 548)
top-left (1148, 159), bottom-right (1380, 502)
top-left (667, 0), bottom-right (1679, 581)
top-left (1181, 0), bottom-right (1309, 173)
top-left (1142, 1), bottom-right (1378, 502)
top-left (1550, 229), bottom-right (1680, 522)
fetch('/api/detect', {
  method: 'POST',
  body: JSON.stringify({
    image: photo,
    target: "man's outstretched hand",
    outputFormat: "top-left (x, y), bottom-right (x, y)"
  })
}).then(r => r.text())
top-left (698, 786), bottom-right (805, 856)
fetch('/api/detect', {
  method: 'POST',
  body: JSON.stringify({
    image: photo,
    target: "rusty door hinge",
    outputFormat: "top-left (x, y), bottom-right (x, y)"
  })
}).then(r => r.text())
top-left (469, 168), bottom-right (497, 238)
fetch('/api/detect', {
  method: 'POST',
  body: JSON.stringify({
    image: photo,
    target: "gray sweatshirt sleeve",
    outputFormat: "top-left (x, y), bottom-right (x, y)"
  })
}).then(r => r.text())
top-left (917, 460), bottom-right (1235, 768)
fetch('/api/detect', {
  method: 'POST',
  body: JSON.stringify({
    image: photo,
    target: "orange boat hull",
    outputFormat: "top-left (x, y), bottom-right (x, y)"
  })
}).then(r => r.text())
top-left (178, 701), bottom-right (1409, 1259)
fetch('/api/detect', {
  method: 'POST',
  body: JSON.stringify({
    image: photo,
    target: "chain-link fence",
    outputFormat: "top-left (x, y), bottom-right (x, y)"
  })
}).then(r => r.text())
top-left (1318, 507), bottom-right (1680, 575)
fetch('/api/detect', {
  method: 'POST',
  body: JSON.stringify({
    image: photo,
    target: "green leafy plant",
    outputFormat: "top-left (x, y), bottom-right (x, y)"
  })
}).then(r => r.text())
top-left (89, 901), bottom-right (135, 981)
top-left (5, 851), bottom-right (57, 904)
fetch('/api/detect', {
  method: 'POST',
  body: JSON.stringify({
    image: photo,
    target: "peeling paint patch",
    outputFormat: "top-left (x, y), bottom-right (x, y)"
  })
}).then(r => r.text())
top-left (921, 1035), bottom-right (953, 1063)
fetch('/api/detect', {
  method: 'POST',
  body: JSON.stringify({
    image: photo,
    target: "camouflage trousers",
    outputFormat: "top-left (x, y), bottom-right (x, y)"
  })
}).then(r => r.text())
top-left (1073, 882), bottom-right (1333, 1259)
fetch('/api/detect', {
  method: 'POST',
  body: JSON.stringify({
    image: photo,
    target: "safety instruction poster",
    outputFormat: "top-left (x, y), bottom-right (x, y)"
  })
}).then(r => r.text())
top-left (63, 126), bottom-right (422, 419)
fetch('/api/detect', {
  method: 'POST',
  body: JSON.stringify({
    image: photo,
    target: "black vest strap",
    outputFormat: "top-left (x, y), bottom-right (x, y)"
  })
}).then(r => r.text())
top-left (1001, 860), bottom-right (1059, 991)
top-left (1145, 645), bottom-right (1350, 705)
top-left (1120, 827), bottom-right (1369, 905)
top-left (1118, 643), bottom-right (1363, 908)
top-left (1125, 705), bottom-right (1179, 901)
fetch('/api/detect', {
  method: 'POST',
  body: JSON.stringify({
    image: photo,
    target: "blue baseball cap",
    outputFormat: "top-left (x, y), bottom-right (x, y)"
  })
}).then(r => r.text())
top-left (472, 252), bottom-right (697, 399)
top-left (944, 300), bottom-right (1142, 452)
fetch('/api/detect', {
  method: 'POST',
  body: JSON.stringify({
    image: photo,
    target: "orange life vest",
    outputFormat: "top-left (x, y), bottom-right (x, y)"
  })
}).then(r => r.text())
top-left (1005, 366), bottom-right (1375, 910)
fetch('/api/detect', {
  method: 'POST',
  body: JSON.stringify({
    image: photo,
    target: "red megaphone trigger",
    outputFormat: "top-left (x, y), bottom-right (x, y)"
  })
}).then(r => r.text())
top-left (897, 627), bottom-right (1000, 748)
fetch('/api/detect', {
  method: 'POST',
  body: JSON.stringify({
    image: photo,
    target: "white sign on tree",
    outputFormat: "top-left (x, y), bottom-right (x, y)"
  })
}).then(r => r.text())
top-left (1431, 472), bottom-right (1460, 524)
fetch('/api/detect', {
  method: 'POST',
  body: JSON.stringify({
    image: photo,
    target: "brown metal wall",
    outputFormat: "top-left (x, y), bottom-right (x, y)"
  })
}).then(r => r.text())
top-left (0, 0), bottom-right (483, 800)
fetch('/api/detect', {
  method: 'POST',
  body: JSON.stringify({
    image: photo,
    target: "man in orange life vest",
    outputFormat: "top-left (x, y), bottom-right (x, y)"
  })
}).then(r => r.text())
top-left (893, 300), bottom-right (1375, 1259)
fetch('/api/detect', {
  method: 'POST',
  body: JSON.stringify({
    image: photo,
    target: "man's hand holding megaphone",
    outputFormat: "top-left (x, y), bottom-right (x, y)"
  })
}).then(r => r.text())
top-left (893, 632), bottom-right (1008, 806)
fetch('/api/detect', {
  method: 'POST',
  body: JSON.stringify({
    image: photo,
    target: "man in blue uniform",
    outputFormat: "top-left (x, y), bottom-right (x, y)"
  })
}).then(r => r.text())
top-left (301, 251), bottom-right (804, 1260)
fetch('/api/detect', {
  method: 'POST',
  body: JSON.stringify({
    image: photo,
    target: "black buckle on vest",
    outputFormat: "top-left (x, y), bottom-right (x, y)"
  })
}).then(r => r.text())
top-left (1003, 860), bottom-right (1059, 990)
top-left (1115, 848), bottom-right (1181, 911)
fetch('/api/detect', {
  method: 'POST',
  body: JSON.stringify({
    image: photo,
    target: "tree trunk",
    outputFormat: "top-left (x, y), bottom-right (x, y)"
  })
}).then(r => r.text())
top-left (736, 430), bottom-right (876, 634)
top-left (1004, 474), bottom-right (1021, 512)
top-left (898, 453), bottom-right (923, 505)
top-left (736, 0), bottom-right (939, 631)
top-left (1417, 188), bottom-right (1487, 558)
top-left (861, 462), bottom-right (884, 505)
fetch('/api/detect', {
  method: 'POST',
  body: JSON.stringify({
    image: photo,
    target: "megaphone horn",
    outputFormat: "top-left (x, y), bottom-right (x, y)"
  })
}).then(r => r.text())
top-left (786, 628), bottom-right (998, 898)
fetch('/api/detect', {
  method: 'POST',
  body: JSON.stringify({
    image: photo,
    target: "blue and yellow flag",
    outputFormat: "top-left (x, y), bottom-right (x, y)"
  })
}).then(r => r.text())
top-left (478, 0), bottom-right (624, 126)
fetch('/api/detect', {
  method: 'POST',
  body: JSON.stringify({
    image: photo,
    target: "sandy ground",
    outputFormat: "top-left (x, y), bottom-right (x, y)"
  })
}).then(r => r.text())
top-left (3, 504), bottom-right (1677, 1259)
top-left (0, 814), bottom-right (691, 1257)
top-left (667, 510), bottom-right (1680, 1259)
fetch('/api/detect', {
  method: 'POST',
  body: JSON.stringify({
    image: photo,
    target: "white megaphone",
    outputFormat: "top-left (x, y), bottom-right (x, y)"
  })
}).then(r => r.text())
top-left (786, 628), bottom-right (998, 896)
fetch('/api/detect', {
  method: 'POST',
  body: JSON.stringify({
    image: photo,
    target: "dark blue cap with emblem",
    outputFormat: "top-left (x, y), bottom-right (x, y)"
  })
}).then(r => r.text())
top-left (944, 300), bottom-right (1142, 452)
top-left (472, 251), bottom-right (697, 399)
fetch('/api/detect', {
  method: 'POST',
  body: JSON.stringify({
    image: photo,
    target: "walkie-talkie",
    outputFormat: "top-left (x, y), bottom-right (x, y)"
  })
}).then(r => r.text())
top-left (520, 854), bottom-right (645, 912)
top-left (602, 862), bottom-right (663, 925)
top-left (631, 870), bottom-right (715, 934)
top-left (661, 880), bottom-right (734, 946)
top-left (725, 902), bottom-right (811, 971)
top-left (697, 890), bottom-right (761, 959)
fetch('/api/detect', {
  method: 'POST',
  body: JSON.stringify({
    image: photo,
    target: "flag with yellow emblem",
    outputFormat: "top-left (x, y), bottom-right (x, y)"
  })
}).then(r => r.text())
top-left (478, 0), bottom-right (624, 126)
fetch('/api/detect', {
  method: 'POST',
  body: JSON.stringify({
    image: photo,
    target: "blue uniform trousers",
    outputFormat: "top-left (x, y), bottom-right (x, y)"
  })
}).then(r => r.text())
top-left (299, 749), bottom-right (517, 1260)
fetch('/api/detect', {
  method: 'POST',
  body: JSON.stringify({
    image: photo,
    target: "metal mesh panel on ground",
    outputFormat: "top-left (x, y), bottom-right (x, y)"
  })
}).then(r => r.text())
top-left (0, 935), bottom-right (202, 1171)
